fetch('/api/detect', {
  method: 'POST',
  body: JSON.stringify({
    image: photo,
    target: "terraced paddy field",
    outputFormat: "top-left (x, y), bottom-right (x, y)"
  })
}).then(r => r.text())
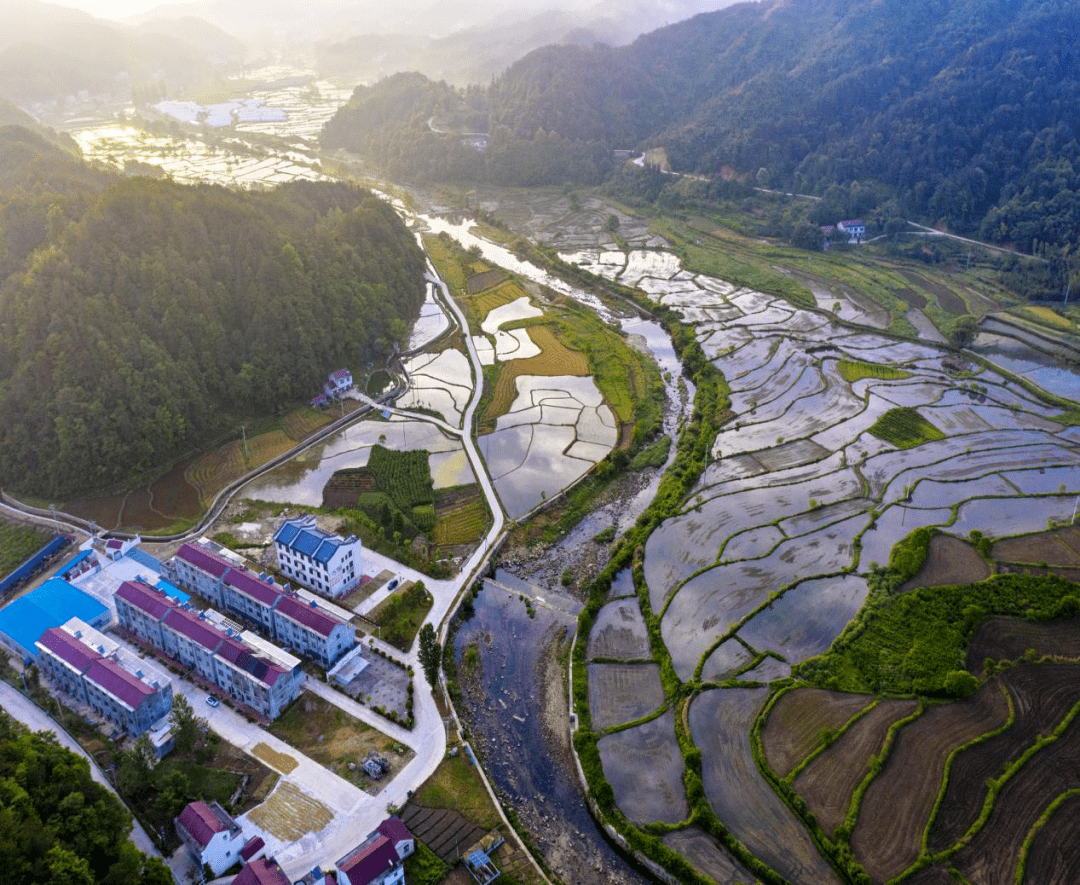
top-left (572, 244), bottom-right (1080, 883)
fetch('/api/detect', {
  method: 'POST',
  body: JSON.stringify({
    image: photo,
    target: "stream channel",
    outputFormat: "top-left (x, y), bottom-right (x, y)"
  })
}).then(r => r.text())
top-left (431, 214), bottom-right (689, 885)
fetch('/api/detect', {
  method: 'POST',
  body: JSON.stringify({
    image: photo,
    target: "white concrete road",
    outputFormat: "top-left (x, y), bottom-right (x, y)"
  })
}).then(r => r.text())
top-left (0, 679), bottom-right (161, 858)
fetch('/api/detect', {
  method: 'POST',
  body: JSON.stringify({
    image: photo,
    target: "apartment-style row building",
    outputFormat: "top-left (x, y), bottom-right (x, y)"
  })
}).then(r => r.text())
top-left (166, 542), bottom-right (355, 667)
top-left (115, 579), bottom-right (302, 720)
top-left (35, 617), bottom-right (173, 736)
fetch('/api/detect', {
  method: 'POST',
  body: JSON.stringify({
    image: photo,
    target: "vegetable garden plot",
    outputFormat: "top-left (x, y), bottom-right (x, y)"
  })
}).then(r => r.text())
top-left (587, 599), bottom-right (651, 660)
top-left (597, 709), bottom-right (687, 825)
top-left (927, 663), bottom-right (1080, 854)
top-left (660, 827), bottom-right (753, 885)
top-left (850, 681), bottom-right (1010, 883)
top-left (952, 494), bottom-right (1079, 538)
top-left (700, 639), bottom-right (756, 682)
top-left (792, 699), bottom-right (919, 837)
top-left (952, 708), bottom-right (1080, 885)
top-left (689, 689), bottom-right (843, 885)
top-left (762, 688), bottom-right (875, 778)
top-left (737, 574), bottom-right (869, 665)
top-left (587, 663), bottom-right (666, 730)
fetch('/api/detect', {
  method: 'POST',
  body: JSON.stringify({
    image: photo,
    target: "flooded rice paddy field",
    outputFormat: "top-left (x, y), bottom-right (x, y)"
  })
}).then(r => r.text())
top-left (241, 416), bottom-right (469, 507)
top-left (566, 246), bottom-right (1080, 878)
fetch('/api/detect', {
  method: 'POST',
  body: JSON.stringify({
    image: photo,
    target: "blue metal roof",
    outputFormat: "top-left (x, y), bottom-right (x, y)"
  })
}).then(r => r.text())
top-left (274, 522), bottom-right (300, 546)
top-left (155, 579), bottom-right (190, 604)
top-left (56, 549), bottom-right (93, 577)
top-left (0, 578), bottom-right (109, 660)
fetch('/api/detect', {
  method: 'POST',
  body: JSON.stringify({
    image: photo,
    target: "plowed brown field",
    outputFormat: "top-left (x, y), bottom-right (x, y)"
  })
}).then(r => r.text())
top-left (794, 698), bottom-right (918, 836)
top-left (851, 681), bottom-right (1009, 882)
top-left (992, 524), bottom-right (1080, 568)
top-left (967, 617), bottom-right (1080, 672)
top-left (928, 663), bottom-right (1080, 853)
top-left (1021, 793), bottom-right (1080, 885)
top-left (762, 688), bottom-right (874, 777)
top-left (952, 710), bottom-right (1080, 885)
top-left (901, 535), bottom-right (991, 591)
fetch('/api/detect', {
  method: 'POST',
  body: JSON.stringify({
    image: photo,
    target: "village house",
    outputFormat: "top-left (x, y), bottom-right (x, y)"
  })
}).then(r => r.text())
top-left (273, 516), bottom-right (362, 599)
top-left (175, 800), bottom-right (245, 877)
top-left (324, 368), bottom-right (353, 398)
top-left (336, 818), bottom-right (414, 885)
top-left (235, 857), bottom-right (292, 885)
top-left (837, 219), bottom-right (866, 242)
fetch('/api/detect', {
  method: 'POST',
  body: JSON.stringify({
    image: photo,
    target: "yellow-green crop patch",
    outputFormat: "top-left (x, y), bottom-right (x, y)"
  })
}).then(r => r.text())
top-left (474, 279), bottom-right (528, 322)
top-left (838, 360), bottom-right (913, 384)
top-left (868, 407), bottom-right (946, 449)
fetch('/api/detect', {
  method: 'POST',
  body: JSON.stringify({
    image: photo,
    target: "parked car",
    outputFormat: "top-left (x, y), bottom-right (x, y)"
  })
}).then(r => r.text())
top-left (205, 694), bottom-right (220, 708)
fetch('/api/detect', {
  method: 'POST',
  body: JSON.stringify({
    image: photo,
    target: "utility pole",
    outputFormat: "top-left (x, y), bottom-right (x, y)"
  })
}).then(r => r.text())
top-left (240, 424), bottom-right (249, 460)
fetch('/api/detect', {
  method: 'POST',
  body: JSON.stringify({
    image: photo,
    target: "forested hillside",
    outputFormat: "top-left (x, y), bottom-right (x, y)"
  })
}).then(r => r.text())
top-left (323, 0), bottom-right (1080, 253)
top-left (0, 709), bottom-right (171, 885)
top-left (0, 128), bottom-right (425, 498)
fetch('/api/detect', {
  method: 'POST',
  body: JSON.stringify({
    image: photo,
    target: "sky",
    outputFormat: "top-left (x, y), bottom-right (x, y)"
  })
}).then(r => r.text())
top-left (54, 0), bottom-right (158, 18)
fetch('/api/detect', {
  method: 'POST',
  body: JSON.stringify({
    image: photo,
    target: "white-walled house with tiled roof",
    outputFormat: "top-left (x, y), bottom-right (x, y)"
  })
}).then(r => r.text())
top-left (175, 800), bottom-right (245, 877)
top-left (273, 516), bottom-right (362, 599)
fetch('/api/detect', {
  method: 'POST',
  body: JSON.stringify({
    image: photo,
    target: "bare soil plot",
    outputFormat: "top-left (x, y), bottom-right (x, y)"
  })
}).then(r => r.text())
top-left (690, 688), bottom-right (842, 884)
top-left (851, 682), bottom-right (1010, 882)
top-left (268, 692), bottom-right (411, 791)
top-left (246, 780), bottom-right (333, 840)
top-left (794, 699), bottom-right (919, 836)
top-left (587, 599), bottom-right (651, 660)
top-left (660, 827), bottom-right (754, 885)
top-left (1021, 792), bottom-right (1080, 885)
top-left (904, 865), bottom-right (956, 885)
top-left (597, 709), bottom-right (687, 824)
top-left (992, 524), bottom-right (1080, 568)
top-left (967, 618), bottom-right (1080, 672)
top-left (901, 535), bottom-right (991, 592)
top-left (927, 663), bottom-right (1080, 854)
top-left (952, 709), bottom-right (1080, 885)
top-left (762, 688), bottom-right (874, 778)
top-left (586, 663), bottom-right (665, 730)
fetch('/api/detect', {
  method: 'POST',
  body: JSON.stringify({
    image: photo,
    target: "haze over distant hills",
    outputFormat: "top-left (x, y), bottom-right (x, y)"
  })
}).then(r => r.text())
top-left (325, 0), bottom-right (1080, 254)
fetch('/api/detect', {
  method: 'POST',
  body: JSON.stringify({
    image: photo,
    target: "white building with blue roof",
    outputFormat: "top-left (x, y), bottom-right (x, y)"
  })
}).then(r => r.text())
top-left (273, 516), bottom-right (362, 599)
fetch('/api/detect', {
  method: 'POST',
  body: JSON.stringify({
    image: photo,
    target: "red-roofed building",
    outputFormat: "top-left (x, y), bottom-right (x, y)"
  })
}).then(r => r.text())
top-left (337, 818), bottom-right (414, 885)
top-left (35, 621), bottom-right (173, 736)
top-left (175, 800), bottom-right (245, 877)
top-left (116, 580), bottom-right (179, 648)
top-left (234, 857), bottom-right (291, 885)
top-left (165, 541), bottom-right (355, 668)
top-left (272, 595), bottom-right (355, 667)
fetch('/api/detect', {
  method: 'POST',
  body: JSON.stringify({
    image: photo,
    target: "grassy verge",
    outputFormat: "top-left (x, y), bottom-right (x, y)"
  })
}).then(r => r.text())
top-left (367, 581), bottom-right (434, 651)
top-left (0, 519), bottom-right (55, 579)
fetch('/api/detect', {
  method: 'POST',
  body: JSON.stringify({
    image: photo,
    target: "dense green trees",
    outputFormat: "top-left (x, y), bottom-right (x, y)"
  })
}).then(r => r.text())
top-left (0, 129), bottom-right (426, 497)
top-left (0, 710), bottom-right (170, 885)
top-left (323, 0), bottom-right (1080, 258)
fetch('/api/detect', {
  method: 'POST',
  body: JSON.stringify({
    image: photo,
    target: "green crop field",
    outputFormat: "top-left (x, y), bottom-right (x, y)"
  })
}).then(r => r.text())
top-left (838, 360), bottom-right (913, 384)
top-left (0, 519), bottom-right (55, 578)
top-left (868, 407), bottom-right (946, 449)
